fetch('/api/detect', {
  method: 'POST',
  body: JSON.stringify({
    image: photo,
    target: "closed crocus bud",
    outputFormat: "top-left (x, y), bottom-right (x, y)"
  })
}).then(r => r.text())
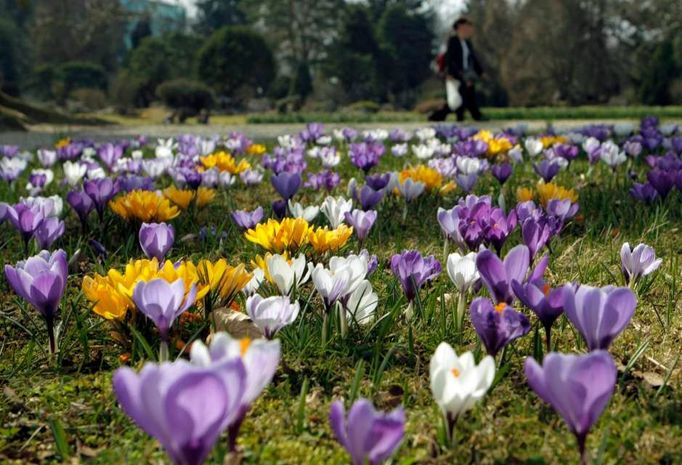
top-left (245, 293), bottom-right (300, 338)
top-left (132, 278), bottom-right (197, 343)
top-left (446, 252), bottom-right (479, 293)
top-left (525, 351), bottom-right (617, 465)
top-left (329, 398), bottom-right (405, 465)
top-left (287, 200), bottom-right (320, 222)
top-left (34, 217), bottom-right (65, 250)
top-left (67, 189), bottom-right (94, 228)
top-left (139, 222), bottom-right (175, 262)
top-left (620, 242), bottom-right (662, 285)
top-left (270, 171), bottom-right (302, 200)
top-left (430, 342), bottom-right (495, 443)
top-left (562, 284), bottom-right (636, 351)
top-left (113, 358), bottom-right (247, 465)
top-left (4, 249), bottom-right (68, 354)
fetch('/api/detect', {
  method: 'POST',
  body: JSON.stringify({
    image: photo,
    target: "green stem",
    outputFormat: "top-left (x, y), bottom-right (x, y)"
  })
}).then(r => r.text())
top-left (159, 341), bottom-right (169, 362)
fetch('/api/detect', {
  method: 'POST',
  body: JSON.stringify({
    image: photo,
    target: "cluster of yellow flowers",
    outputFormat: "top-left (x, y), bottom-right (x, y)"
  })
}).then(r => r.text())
top-left (246, 144), bottom-right (267, 156)
top-left (399, 165), bottom-right (456, 194)
top-left (82, 258), bottom-right (251, 320)
top-left (244, 217), bottom-right (353, 254)
top-left (539, 135), bottom-right (568, 148)
top-left (54, 137), bottom-right (71, 149)
top-left (199, 151), bottom-right (251, 174)
top-left (517, 181), bottom-right (579, 206)
top-left (163, 186), bottom-right (216, 210)
top-left (473, 130), bottom-right (514, 156)
top-left (109, 190), bottom-right (180, 222)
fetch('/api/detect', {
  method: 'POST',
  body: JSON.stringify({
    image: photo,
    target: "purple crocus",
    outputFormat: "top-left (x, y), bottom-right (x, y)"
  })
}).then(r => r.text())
top-left (365, 173), bottom-right (391, 191)
top-left (646, 169), bottom-right (675, 198)
top-left (476, 244), bottom-right (539, 304)
top-left (67, 190), bottom-right (94, 233)
top-left (511, 256), bottom-right (565, 350)
top-left (84, 177), bottom-right (116, 221)
top-left (521, 217), bottom-right (553, 260)
top-left (139, 222), bottom-right (175, 262)
top-left (270, 171), bottom-right (302, 200)
top-left (271, 199), bottom-right (287, 219)
top-left (4, 249), bottom-right (68, 354)
top-left (437, 207), bottom-right (465, 250)
top-left (525, 351), bottom-right (617, 465)
top-left (34, 217), bottom-right (65, 250)
top-left (629, 183), bottom-right (658, 203)
top-left (132, 278), bottom-right (198, 345)
top-left (563, 284), bottom-right (636, 351)
top-left (546, 199), bottom-right (579, 224)
top-left (231, 207), bottom-right (264, 231)
top-left (5, 203), bottom-right (44, 251)
top-left (534, 159), bottom-right (561, 182)
top-left (470, 297), bottom-right (531, 357)
top-left (390, 250), bottom-right (441, 303)
top-left (491, 163), bottom-right (512, 184)
top-left (350, 142), bottom-right (384, 173)
top-left (113, 358), bottom-right (246, 465)
top-left (344, 209), bottom-right (377, 243)
top-left (329, 398), bottom-right (405, 465)
top-left (355, 185), bottom-right (384, 211)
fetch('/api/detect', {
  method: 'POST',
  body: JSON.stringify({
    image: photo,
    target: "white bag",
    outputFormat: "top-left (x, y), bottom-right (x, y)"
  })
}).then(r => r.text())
top-left (446, 78), bottom-right (462, 110)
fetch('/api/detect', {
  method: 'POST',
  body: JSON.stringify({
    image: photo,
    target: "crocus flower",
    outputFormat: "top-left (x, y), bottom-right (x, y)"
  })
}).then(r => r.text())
top-left (132, 278), bottom-right (198, 344)
top-left (437, 207), bottom-right (466, 250)
top-left (345, 279), bottom-right (378, 325)
top-left (113, 358), bottom-right (246, 465)
top-left (344, 209), bottom-right (377, 242)
top-left (430, 342), bottom-right (495, 442)
top-left (321, 195), bottom-right (353, 228)
top-left (476, 244), bottom-right (535, 304)
top-left (246, 294), bottom-right (300, 338)
top-left (470, 297), bottom-right (531, 357)
top-left (521, 217), bottom-right (553, 260)
top-left (397, 178), bottom-right (425, 202)
top-left (620, 242), bottom-right (662, 285)
top-left (446, 252), bottom-right (479, 294)
top-left (265, 253), bottom-right (310, 295)
top-left (4, 249), bottom-right (68, 354)
top-left (511, 257), bottom-right (564, 350)
top-left (329, 398), bottom-right (405, 465)
top-left (491, 163), bottom-right (512, 184)
top-left (563, 284), bottom-right (636, 351)
top-left (270, 171), bottom-right (302, 200)
top-left (390, 250), bottom-right (441, 303)
top-left (34, 217), bottom-right (65, 250)
top-left (5, 203), bottom-right (44, 250)
top-left (190, 332), bottom-right (280, 451)
top-left (63, 161), bottom-right (87, 186)
top-left (287, 200), bottom-right (319, 222)
top-left (139, 222), bottom-right (175, 262)
top-left (356, 185), bottom-right (384, 211)
top-left (629, 183), bottom-right (658, 203)
top-left (525, 351), bottom-right (617, 464)
top-left (67, 189), bottom-right (94, 231)
top-left (231, 207), bottom-right (264, 231)
top-left (534, 159), bottom-right (561, 182)
top-left (84, 177), bottom-right (116, 222)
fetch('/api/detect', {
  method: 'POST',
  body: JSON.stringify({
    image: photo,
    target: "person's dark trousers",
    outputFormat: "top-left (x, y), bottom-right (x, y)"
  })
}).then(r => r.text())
top-left (428, 103), bottom-right (451, 122)
top-left (456, 83), bottom-right (482, 121)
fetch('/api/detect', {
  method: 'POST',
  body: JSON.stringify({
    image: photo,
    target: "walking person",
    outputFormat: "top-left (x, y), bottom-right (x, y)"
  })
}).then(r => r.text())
top-left (429, 17), bottom-right (486, 122)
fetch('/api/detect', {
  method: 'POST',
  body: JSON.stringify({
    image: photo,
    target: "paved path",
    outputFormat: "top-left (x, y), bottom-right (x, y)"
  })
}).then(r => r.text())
top-left (0, 119), bottom-right (661, 148)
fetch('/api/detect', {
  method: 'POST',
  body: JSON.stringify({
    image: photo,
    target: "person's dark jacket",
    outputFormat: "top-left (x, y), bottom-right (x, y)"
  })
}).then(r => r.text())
top-left (445, 36), bottom-right (483, 81)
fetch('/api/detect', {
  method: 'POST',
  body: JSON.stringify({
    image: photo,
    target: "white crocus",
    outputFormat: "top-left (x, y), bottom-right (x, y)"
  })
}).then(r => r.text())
top-left (319, 147), bottom-right (340, 168)
top-left (430, 342), bottom-right (495, 441)
top-left (321, 195), bottom-right (353, 228)
top-left (524, 138), bottom-right (544, 157)
top-left (155, 138), bottom-right (175, 158)
top-left (245, 294), bottom-right (300, 338)
top-left (599, 140), bottom-right (626, 168)
top-left (311, 263), bottom-right (351, 308)
top-left (413, 144), bottom-right (435, 159)
top-left (345, 279), bottom-right (378, 325)
top-left (620, 242), bottom-right (662, 285)
top-left (288, 200), bottom-right (320, 223)
top-left (328, 254), bottom-right (369, 296)
top-left (243, 268), bottom-right (265, 295)
top-left (266, 253), bottom-right (311, 295)
top-left (446, 252), bottom-right (479, 293)
top-left (398, 178), bottom-right (425, 202)
top-left (415, 127), bottom-right (436, 140)
top-left (63, 161), bottom-right (87, 186)
top-left (37, 149), bottom-right (57, 167)
top-left (392, 143), bottom-right (408, 157)
top-left (456, 157), bottom-right (484, 176)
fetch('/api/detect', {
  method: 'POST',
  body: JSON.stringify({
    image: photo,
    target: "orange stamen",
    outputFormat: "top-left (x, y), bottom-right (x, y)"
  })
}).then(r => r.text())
top-left (451, 368), bottom-right (460, 378)
top-left (240, 337), bottom-right (251, 356)
top-left (494, 302), bottom-right (507, 313)
top-left (543, 283), bottom-right (551, 296)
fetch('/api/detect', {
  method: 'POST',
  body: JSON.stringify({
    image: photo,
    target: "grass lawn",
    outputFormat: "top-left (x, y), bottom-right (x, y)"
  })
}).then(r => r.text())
top-left (0, 130), bottom-right (681, 464)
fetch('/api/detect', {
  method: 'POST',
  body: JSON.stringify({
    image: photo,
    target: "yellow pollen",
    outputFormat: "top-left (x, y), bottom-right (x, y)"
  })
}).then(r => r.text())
top-left (240, 337), bottom-right (251, 356)
top-left (494, 303), bottom-right (507, 313)
top-left (451, 368), bottom-right (460, 378)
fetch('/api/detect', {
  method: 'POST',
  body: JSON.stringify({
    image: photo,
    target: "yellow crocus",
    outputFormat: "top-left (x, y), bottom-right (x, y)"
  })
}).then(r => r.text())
top-left (194, 258), bottom-right (252, 305)
top-left (195, 187), bottom-right (216, 208)
top-left (163, 186), bottom-right (195, 210)
top-left (82, 275), bottom-right (132, 320)
top-left (200, 151), bottom-right (251, 174)
top-left (308, 224), bottom-right (353, 254)
top-left (536, 181), bottom-right (578, 207)
top-left (247, 144), bottom-right (266, 156)
top-left (399, 165), bottom-right (444, 192)
top-left (110, 190), bottom-right (180, 222)
top-left (516, 187), bottom-right (535, 203)
top-left (244, 218), bottom-right (311, 253)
